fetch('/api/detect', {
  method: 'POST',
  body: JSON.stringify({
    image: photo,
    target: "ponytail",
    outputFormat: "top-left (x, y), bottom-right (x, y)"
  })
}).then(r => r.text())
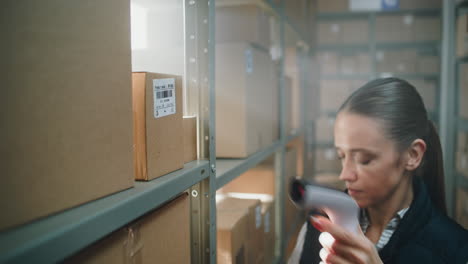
top-left (422, 121), bottom-right (447, 214)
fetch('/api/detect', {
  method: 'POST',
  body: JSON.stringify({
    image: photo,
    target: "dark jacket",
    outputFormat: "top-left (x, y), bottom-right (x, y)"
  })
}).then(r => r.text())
top-left (299, 179), bottom-right (468, 264)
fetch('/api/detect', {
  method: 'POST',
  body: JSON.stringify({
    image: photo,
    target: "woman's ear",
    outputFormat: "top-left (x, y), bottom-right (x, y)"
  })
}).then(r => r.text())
top-left (404, 139), bottom-right (427, 171)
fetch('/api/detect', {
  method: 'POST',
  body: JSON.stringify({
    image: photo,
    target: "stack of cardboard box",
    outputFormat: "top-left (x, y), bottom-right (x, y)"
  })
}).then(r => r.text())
top-left (406, 79), bottom-right (438, 112)
top-left (376, 15), bottom-right (440, 43)
top-left (1, 0), bottom-right (135, 232)
top-left (67, 194), bottom-right (190, 264)
top-left (215, 2), bottom-right (278, 158)
top-left (460, 64), bottom-right (468, 119)
top-left (376, 50), bottom-right (439, 74)
top-left (318, 19), bottom-right (369, 45)
top-left (457, 13), bottom-right (468, 57)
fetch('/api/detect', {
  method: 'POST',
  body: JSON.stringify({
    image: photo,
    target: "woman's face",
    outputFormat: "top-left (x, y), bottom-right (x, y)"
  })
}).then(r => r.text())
top-left (334, 112), bottom-right (410, 209)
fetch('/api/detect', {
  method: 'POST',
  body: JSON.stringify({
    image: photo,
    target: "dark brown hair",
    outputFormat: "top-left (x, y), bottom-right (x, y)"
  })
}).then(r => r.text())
top-left (338, 77), bottom-right (447, 214)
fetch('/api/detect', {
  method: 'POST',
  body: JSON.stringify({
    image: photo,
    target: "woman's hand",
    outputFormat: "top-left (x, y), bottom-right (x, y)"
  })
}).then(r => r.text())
top-left (311, 216), bottom-right (383, 264)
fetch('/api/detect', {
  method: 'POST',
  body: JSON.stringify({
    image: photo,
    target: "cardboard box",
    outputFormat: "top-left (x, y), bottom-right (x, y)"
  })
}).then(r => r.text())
top-left (217, 197), bottom-right (263, 264)
top-left (316, 116), bottom-right (335, 142)
top-left (456, 188), bottom-right (468, 229)
top-left (342, 19), bottom-right (369, 44)
top-left (67, 194), bottom-right (190, 264)
top-left (320, 80), bottom-right (351, 112)
top-left (315, 173), bottom-right (346, 190)
top-left (407, 79), bottom-right (437, 112)
top-left (183, 116), bottom-right (197, 163)
top-left (318, 52), bottom-right (340, 75)
top-left (216, 43), bottom-right (277, 158)
top-left (356, 53), bottom-right (372, 74)
top-left (414, 17), bottom-right (441, 42)
top-left (417, 54), bottom-right (439, 74)
top-left (0, 0), bottom-right (134, 231)
top-left (460, 64), bottom-right (468, 119)
top-left (262, 200), bottom-right (276, 264)
top-left (315, 148), bottom-right (341, 172)
top-left (399, 0), bottom-right (441, 9)
top-left (221, 166), bottom-right (275, 195)
top-left (217, 211), bottom-right (249, 264)
top-left (376, 49), bottom-right (418, 74)
top-left (318, 22), bottom-right (342, 44)
top-left (216, 4), bottom-right (271, 49)
top-left (132, 72), bottom-right (184, 181)
top-left (376, 15), bottom-right (414, 43)
top-left (317, 0), bottom-right (348, 12)
top-left (285, 48), bottom-right (302, 132)
top-left (458, 14), bottom-right (468, 57)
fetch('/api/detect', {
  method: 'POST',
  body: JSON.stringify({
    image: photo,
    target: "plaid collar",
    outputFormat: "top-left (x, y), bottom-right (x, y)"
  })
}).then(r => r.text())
top-left (360, 207), bottom-right (409, 251)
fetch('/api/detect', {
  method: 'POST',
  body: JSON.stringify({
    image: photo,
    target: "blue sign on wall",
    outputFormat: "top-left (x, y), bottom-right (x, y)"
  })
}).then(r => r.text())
top-left (381, 0), bottom-right (399, 10)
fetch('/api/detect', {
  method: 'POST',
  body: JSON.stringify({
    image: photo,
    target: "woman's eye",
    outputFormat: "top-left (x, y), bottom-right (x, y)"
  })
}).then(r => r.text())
top-left (359, 159), bottom-right (371, 165)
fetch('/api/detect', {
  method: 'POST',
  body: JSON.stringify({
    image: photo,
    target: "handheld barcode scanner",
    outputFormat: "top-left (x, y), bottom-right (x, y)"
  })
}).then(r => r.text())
top-left (289, 178), bottom-right (360, 234)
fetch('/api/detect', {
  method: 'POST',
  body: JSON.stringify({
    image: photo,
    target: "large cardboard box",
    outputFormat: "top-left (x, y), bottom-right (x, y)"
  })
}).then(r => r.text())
top-left (217, 211), bottom-right (249, 264)
top-left (216, 43), bottom-right (277, 158)
top-left (0, 0), bottom-right (134, 231)
top-left (67, 193), bottom-right (190, 264)
top-left (342, 19), bottom-right (369, 44)
top-left (217, 197), bottom-right (263, 264)
top-left (262, 200), bottom-right (276, 264)
top-left (221, 166), bottom-right (275, 195)
top-left (183, 116), bottom-right (197, 163)
top-left (376, 15), bottom-right (414, 43)
top-left (315, 148), bottom-right (341, 173)
top-left (317, 0), bottom-right (348, 12)
top-left (414, 17), bottom-right (441, 42)
top-left (417, 54), bottom-right (439, 74)
top-left (316, 116), bottom-right (335, 142)
top-left (285, 48), bottom-right (302, 132)
top-left (399, 0), bottom-right (441, 9)
top-left (460, 64), bottom-right (468, 119)
top-left (132, 72), bottom-right (184, 181)
top-left (320, 80), bottom-right (351, 112)
top-left (315, 173), bottom-right (346, 190)
top-left (456, 188), bottom-right (468, 229)
top-left (376, 49), bottom-right (418, 74)
top-left (216, 4), bottom-right (271, 49)
top-left (318, 52), bottom-right (340, 75)
top-left (457, 14), bottom-right (468, 57)
top-left (407, 79), bottom-right (437, 112)
top-left (318, 21), bottom-right (342, 44)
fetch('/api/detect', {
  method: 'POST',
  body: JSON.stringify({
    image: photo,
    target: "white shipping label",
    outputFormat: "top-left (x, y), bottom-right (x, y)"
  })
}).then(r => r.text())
top-left (245, 49), bottom-right (253, 74)
top-left (255, 206), bottom-right (262, 229)
top-left (153, 78), bottom-right (176, 118)
top-left (264, 212), bottom-right (271, 233)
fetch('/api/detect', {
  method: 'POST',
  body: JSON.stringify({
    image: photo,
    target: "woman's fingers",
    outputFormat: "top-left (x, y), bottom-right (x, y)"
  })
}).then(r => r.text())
top-left (311, 216), bottom-right (360, 247)
top-left (319, 247), bottom-right (353, 264)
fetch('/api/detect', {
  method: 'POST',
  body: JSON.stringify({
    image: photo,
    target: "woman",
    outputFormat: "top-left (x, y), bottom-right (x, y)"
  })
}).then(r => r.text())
top-left (289, 78), bottom-right (468, 264)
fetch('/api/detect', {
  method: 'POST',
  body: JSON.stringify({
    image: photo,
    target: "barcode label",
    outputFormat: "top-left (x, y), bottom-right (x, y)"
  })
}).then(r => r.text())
top-left (153, 78), bottom-right (176, 118)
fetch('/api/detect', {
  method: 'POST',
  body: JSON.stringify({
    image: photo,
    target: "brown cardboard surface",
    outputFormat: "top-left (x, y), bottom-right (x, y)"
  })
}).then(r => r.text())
top-left (315, 148), bottom-right (341, 173)
top-left (457, 14), bottom-right (468, 57)
top-left (460, 64), bottom-right (468, 119)
top-left (316, 116), bottom-right (335, 142)
top-left (216, 5), bottom-right (271, 49)
top-left (67, 194), bottom-right (190, 264)
top-left (132, 72), bottom-right (184, 181)
top-left (216, 43), bottom-right (276, 158)
top-left (183, 116), bottom-right (197, 163)
top-left (318, 52), bottom-right (340, 75)
top-left (262, 200), bottom-right (276, 264)
top-left (317, 0), bottom-right (348, 12)
top-left (217, 211), bottom-right (249, 264)
top-left (399, 0), bottom-right (441, 9)
top-left (285, 76), bottom-right (294, 135)
top-left (407, 79), bottom-right (437, 112)
top-left (315, 173), bottom-right (346, 190)
top-left (456, 188), bottom-right (468, 229)
top-left (221, 166), bottom-right (275, 195)
top-left (320, 80), bottom-right (351, 112)
top-left (342, 19), bottom-right (369, 44)
top-left (417, 54), bottom-right (439, 74)
top-left (414, 17), bottom-right (441, 42)
top-left (318, 22), bottom-right (342, 44)
top-left (376, 15), bottom-right (413, 43)
top-left (0, 0), bottom-right (134, 231)
top-left (217, 197), bottom-right (263, 264)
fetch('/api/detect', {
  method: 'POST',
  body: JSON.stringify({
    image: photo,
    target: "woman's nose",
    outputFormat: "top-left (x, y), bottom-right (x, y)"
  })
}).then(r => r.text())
top-left (339, 159), bottom-right (357, 182)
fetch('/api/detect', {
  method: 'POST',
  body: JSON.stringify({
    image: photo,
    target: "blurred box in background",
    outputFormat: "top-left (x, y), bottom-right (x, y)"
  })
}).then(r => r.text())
top-left (216, 43), bottom-right (277, 158)
top-left (458, 14), bottom-right (468, 57)
top-left (456, 188), bottom-right (468, 229)
top-left (217, 210), bottom-right (248, 264)
top-left (460, 64), bottom-right (468, 119)
top-left (216, 4), bottom-right (271, 49)
top-left (317, 0), bottom-right (348, 13)
top-left (67, 194), bottom-right (190, 264)
top-left (183, 116), bottom-right (197, 163)
top-left (407, 79), bottom-right (438, 112)
top-left (315, 148), bottom-right (341, 173)
top-left (315, 116), bottom-right (335, 142)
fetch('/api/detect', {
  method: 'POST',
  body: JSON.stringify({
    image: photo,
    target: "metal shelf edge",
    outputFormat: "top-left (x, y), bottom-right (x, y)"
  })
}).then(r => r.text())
top-left (216, 142), bottom-right (281, 189)
top-left (0, 160), bottom-right (210, 263)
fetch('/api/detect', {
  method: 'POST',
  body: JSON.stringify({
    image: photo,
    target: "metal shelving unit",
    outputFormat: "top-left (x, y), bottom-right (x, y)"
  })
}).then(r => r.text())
top-left (1, 0), bottom-right (314, 263)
